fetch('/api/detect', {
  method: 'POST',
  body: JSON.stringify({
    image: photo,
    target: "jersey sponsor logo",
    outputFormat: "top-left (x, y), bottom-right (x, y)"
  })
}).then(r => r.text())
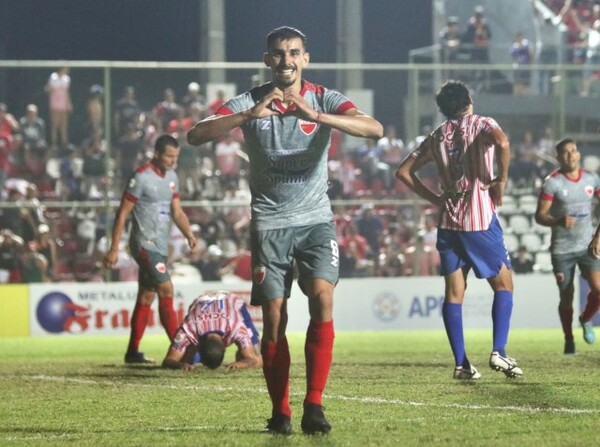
top-left (128, 178), bottom-right (136, 188)
top-left (585, 185), bottom-right (594, 197)
top-left (253, 266), bottom-right (267, 284)
top-left (169, 182), bottom-right (175, 192)
top-left (155, 262), bottom-right (167, 274)
top-left (299, 118), bottom-right (317, 135)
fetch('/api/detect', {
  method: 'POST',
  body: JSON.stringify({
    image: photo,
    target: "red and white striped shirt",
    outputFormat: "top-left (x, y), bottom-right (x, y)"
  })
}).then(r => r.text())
top-left (411, 114), bottom-right (499, 231)
top-left (171, 292), bottom-right (254, 353)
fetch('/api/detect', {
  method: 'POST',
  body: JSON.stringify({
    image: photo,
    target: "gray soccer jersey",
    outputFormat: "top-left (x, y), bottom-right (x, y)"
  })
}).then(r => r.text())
top-left (218, 81), bottom-right (355, 231)
top-left (540, 169), bottom-right (600, 254)
top-left (123, 162), bottom-right (180, 255)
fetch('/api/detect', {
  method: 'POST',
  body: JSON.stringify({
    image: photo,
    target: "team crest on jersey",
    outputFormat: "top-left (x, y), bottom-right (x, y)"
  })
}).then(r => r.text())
top-left (128, 178), bottom-right (136, 188)
top-left (155, 262), bottom-right (167, 274)
top-left (585, 185), bottom-right (594, 197)
top-left (299, 119), bottom-right (317, 135)
top-left (253, 266), bottom-right (267, 284)
top-left (169, 182), bottom-right (175, 192)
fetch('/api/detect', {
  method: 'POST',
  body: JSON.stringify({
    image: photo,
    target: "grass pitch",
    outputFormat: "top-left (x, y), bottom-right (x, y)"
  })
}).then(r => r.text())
top-left (1, 329), bottom-right (600, 446)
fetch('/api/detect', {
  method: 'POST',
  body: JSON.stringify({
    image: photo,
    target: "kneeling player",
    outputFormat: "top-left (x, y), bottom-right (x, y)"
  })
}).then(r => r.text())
top-left (162, 291), bottom-right (262, 371)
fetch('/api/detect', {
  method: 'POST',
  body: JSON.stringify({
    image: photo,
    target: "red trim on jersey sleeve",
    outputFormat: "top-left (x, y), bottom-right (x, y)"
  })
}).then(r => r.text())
top-left (173, 192), bottom-right (180, 199)
top-left (336, 100), bottom-right (357, 114)
top-left (539, 191), bottom-right (553, 201)
top-left (216, 106), bottom-right (234, 116)
top-left (123, 191), bottom-right (138, 203)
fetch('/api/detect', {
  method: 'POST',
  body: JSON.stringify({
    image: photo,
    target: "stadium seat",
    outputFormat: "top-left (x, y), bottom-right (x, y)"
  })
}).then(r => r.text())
top-left (583, 154), bottom-right (600, 173)
top-left (498, 195), bottom-right (518, 215)
top-left (533, 251), bottom-right (553, 273)
top-left (518, 194), bottom-right (538, 215)
top-left (520, 232), bottom-right (543, 253)
top-left (508, 214), bottom-right (531, 235)
top-left (497, 214), bottom-right (509, 232)
top-left (504, 233), bottom-right (519, 253)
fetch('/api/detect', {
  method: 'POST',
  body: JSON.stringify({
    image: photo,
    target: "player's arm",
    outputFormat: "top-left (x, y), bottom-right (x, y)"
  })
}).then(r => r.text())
top-left (283, 89), bottom-right (383, 139)
top-left (187, 89), bottom-right (282, 146)
top-left (103, 196), bottom-right (135, 269)
top-left (535, 194), bottom-right (574, 229)
top-left (171, 196), bottom-right (197, 251)
top-left (589, 223), bottom-right (600, 259)
top-left (395, 139), bottom-right (444, 207)
top-left (316, 108), bottom-right (383, 139)
top-left (478, 127), bottom-right (510, 206)
top-left (162, 346), bottom-right (195, 371)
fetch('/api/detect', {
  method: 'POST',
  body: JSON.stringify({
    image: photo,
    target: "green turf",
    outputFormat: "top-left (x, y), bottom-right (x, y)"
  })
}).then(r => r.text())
top-left (1, 329), bottom-right (600, 446)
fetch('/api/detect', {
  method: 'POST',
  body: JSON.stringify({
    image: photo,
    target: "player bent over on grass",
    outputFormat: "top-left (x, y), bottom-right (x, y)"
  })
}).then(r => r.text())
top-left (104, 134), bottom-right (197, 364)
top-left (187, 26), bottom-right (383, 434)
top-left (536, 138), bottom-right (600, 354)
top-left (396, 80), bottom-right (523, 380)
top-left (162, 291), bottom-right (262, 370)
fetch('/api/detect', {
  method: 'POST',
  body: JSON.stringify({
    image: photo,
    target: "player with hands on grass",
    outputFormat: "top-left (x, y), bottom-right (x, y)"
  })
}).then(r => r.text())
top-left (162, 291), bottom-right (262, 371)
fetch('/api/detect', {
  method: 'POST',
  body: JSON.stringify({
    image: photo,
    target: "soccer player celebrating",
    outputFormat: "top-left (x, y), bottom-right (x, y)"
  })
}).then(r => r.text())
top-left (535, 138), bottom-right (600, 354)
top-left (162, 290), bottom-right (261, 370)
top-left (396, 80), bottom-right (522, 380)
top-left (104, 134), bottom-right (197, 364)
top-left (187, 26), bottom-right (383, 434)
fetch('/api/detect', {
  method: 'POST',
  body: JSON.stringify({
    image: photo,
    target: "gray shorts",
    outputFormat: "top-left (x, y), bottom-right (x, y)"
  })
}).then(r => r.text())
top-left (250, 221), bottom-right (339, 305)
top-left (551, 249), bottom-right (600, 291)
top-left (130, 242), bottom-right (171, 289)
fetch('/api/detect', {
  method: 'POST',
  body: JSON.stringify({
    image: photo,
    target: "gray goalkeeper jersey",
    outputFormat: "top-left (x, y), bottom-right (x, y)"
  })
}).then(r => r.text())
top-left (540, 168), bottom-right (600, 254)
top-left (218, 80), bottom-right (355, 231)
top-left (123, 162), bottom-right (180, 255)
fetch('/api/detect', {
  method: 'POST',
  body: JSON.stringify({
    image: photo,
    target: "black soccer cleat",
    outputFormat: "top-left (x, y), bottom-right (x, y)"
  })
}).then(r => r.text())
top-left (564, 339), bottom-right (576, 355)
top-left (124, 351), bottom-right (155, 364)
top-left (301, 403), bottom-right (332, 435)
top-left (263, 413), bottom-right (292, 435)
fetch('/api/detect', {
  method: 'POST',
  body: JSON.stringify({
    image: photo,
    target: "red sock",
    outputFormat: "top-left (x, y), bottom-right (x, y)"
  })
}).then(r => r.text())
top-left (304, 319), bottom-right (335, 406)
top-left (158, 296), bottom-right (178, 341)
top-left (261, 338), bottom-right (291, 417)
top-left (558, 304), bottom-right (573, 340)
top-left (127, 302), bottom-right (151, 353)
top-left (581, 292), bottom-right (600, 322)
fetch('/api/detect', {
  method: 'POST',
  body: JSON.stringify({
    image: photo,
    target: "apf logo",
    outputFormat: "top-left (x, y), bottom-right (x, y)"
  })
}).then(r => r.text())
top-left (36, 292), bottom-right (91, 333)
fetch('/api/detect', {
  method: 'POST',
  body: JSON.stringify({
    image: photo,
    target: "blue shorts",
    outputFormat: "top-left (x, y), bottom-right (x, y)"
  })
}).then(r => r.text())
top-left (436, 215), bottom-right (512, 279)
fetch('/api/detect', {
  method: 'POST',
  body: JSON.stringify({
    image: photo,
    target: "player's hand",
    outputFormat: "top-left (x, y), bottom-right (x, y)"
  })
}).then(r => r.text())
top-left (588, 234), bottom-right (600, 259)
top-left (282, 88), bottom-right (317, 120)
top-left (181, 362), bottom-right (195, 371)
top-left (103, 250), bottom-right (118, 269)
top-left (186, 234), bottom-right (197, 252)
top-left (481, 178), bottom-right (506, 206)
top-left (250, 87), bottom-right (283, 119)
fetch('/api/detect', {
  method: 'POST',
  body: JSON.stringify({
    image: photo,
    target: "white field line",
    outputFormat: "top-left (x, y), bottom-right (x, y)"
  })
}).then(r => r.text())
top-left (20, 374), bottom-right (600, 416)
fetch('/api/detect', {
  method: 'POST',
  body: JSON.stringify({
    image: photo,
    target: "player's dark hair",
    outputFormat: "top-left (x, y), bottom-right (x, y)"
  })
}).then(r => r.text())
top-left (435, 80), bottom-right (472, 119)
top-left (154, 134), bottom-right (179, 154)
top-left (555, 137), bottom-right (576, 155)
top-left (267, 26), bottom-right (307, 51)
top-left (200, 334), bottom-right (225, 369)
